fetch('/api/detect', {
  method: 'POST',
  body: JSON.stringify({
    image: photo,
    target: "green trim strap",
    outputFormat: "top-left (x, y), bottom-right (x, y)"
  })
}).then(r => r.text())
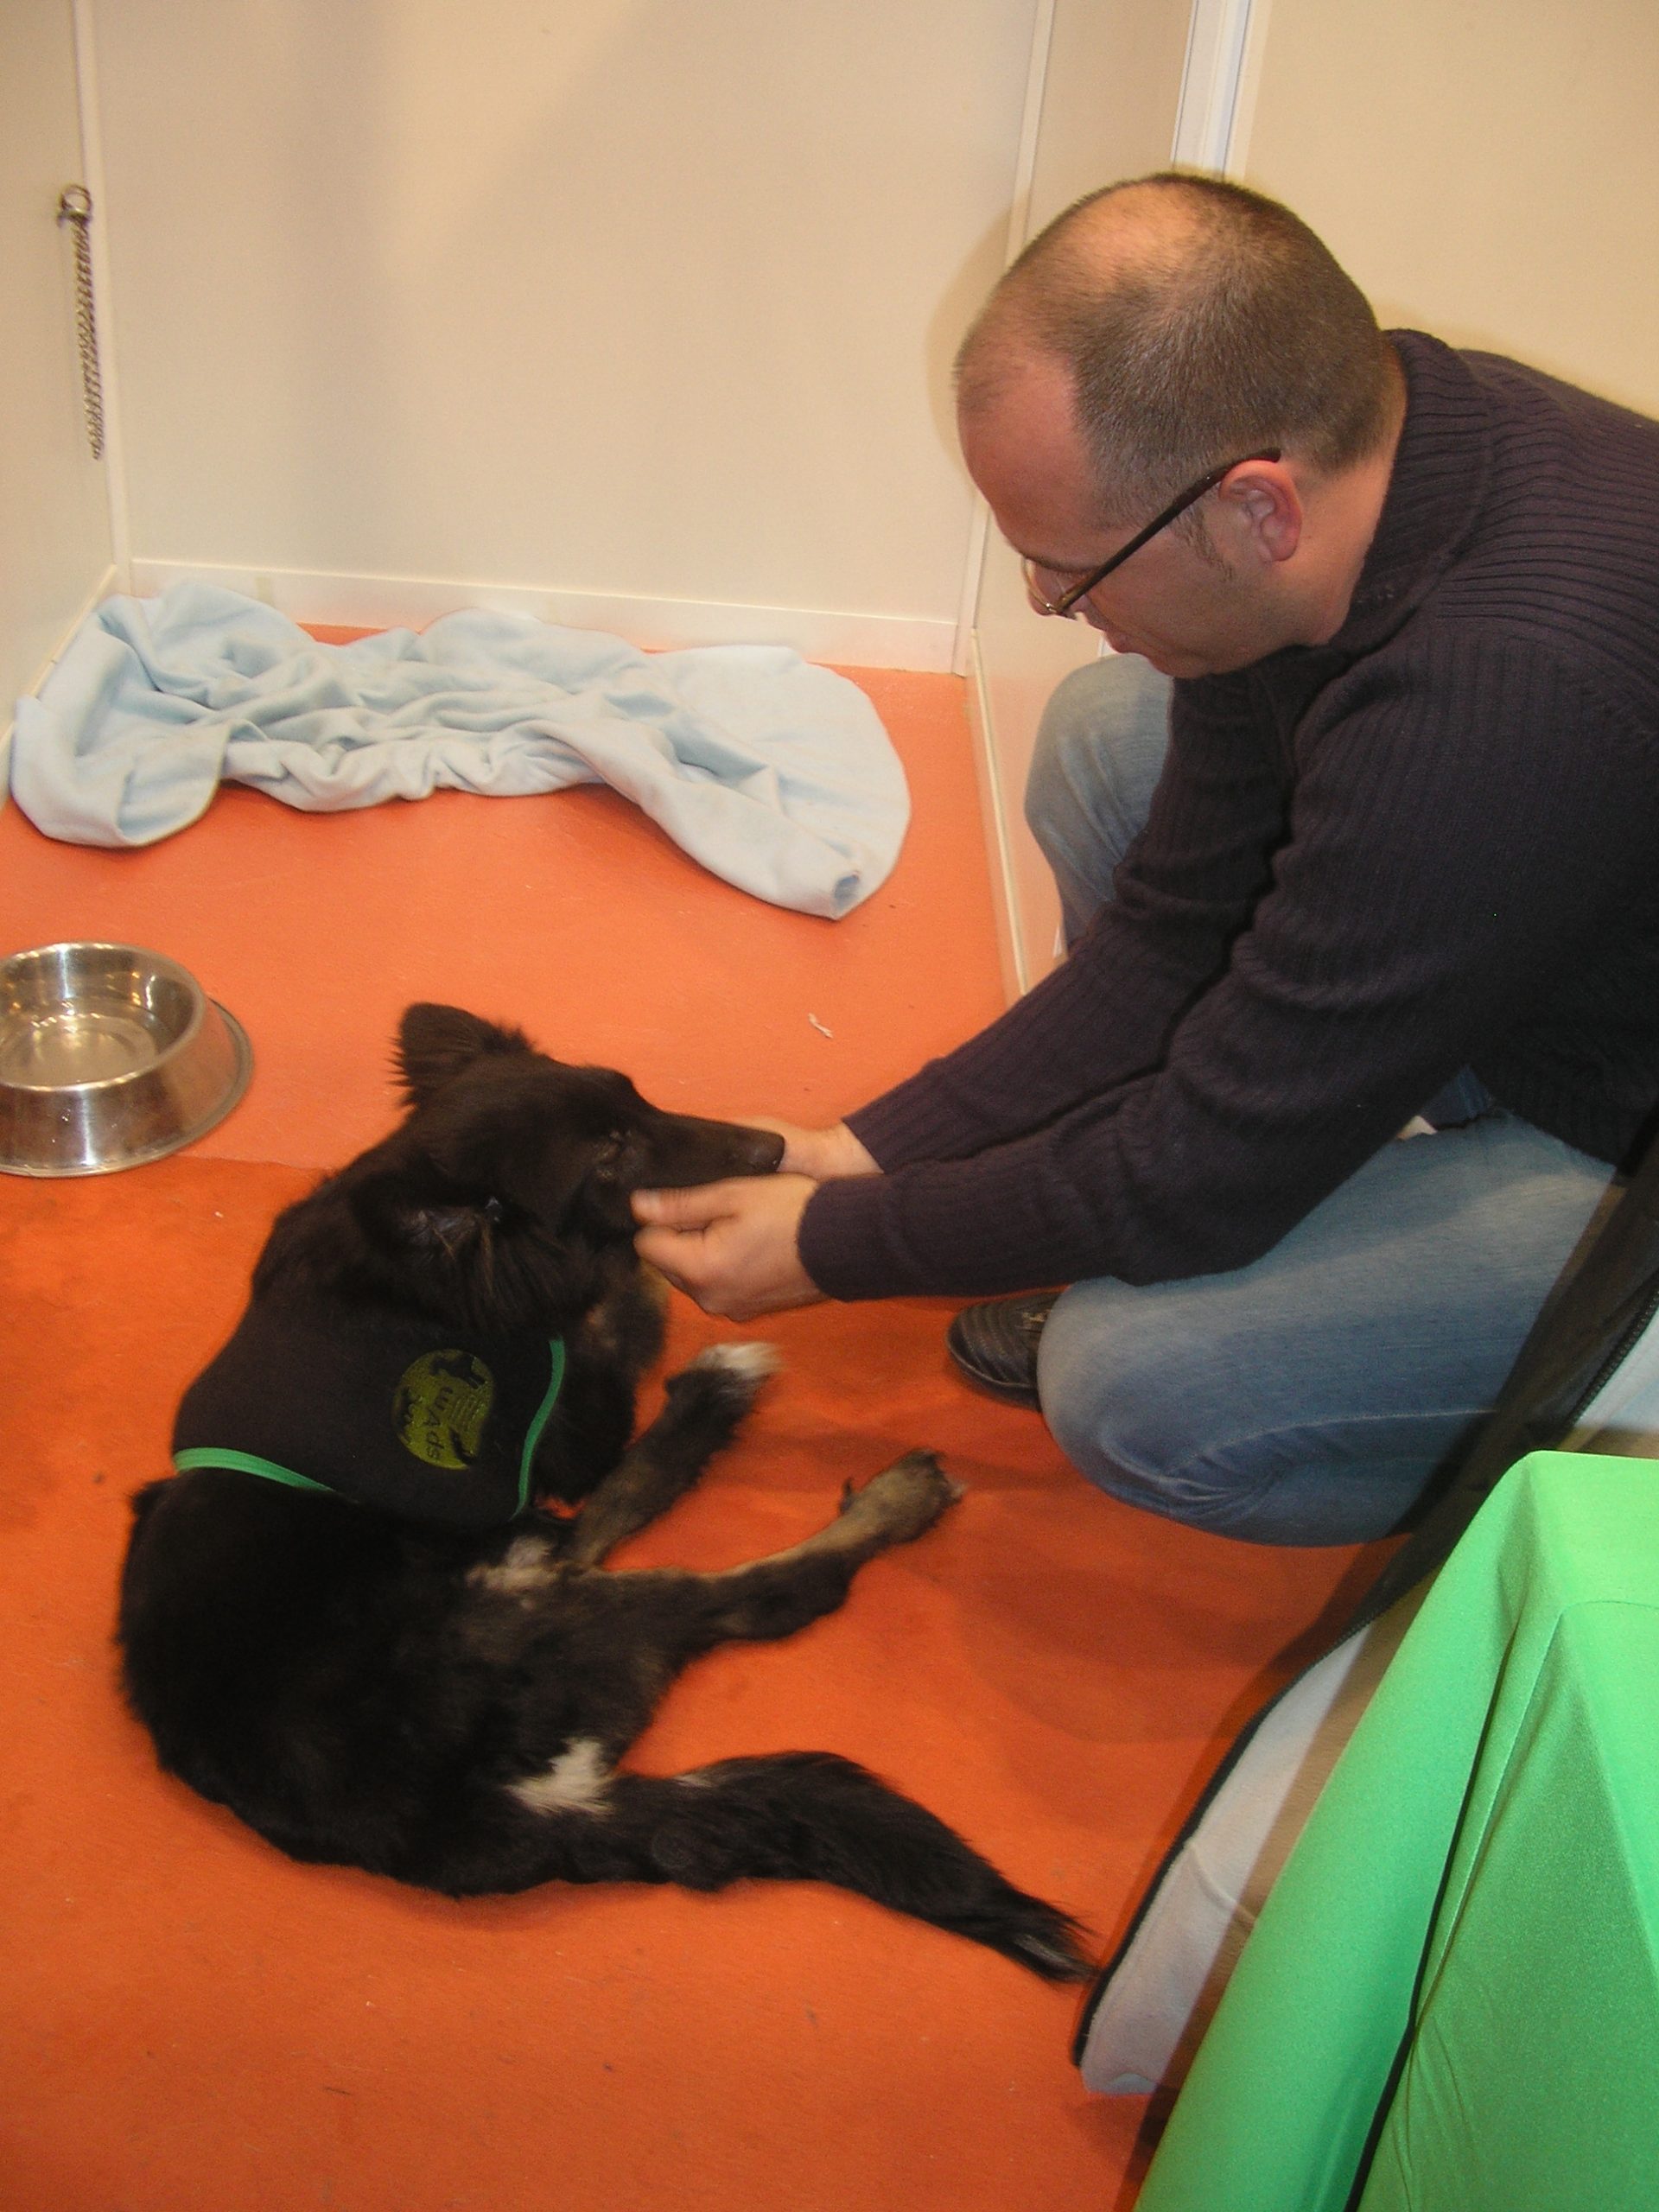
top-left (171, 1446), bottom-right (334, 1492)
top-left (517, 1337), bottom-right (567, 1515)
top-left (172, 1337), bottom-right (568, 1517)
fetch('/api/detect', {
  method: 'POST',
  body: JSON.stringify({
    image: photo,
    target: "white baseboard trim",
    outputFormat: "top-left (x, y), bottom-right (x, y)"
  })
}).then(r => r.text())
top-left (124, 561), bottom-right (957, 672)
top-left (27, 564), bottom-right (121, 694)
top-left (963, 627), bottom-right (1027, 1004)
top-left (2, 563), bottom-right (122, 799)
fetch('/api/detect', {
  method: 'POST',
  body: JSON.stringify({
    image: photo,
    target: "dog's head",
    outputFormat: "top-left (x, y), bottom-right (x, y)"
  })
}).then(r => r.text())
top-left (276, 1005), bottom-right (784, 1334)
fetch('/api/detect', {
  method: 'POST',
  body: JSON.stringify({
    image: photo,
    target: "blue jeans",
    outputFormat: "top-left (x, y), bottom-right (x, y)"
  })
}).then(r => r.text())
top-left (1021, 656), bottom-right (1615, 1546)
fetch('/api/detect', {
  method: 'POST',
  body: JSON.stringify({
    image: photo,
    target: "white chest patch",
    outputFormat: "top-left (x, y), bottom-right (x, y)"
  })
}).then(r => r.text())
top-left (508, 1738), bottom-right (613, 1816)
top-left (467, 1533), bottom-right (556, 1598)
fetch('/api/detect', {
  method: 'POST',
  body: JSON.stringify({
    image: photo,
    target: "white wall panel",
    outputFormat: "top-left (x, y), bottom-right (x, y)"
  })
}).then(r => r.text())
top-left (1236, 0), bottom-right (1659, 418)
top-left (0, 0), bottom-right (114, 760)
top-left (87, 0), bottom-right (1044, 661)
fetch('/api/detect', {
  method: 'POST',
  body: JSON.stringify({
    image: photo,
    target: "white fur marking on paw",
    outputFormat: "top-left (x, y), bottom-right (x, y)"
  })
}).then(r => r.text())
top-left (509, 1738), bottom-right (613, 1816)
top-left (690, 1342), bottom-right (782, 1384)
top-left (468, 1534), bottom-right (555, 1597)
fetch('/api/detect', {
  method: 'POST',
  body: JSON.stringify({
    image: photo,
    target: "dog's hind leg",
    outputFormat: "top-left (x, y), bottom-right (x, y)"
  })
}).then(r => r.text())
top-left (465, 1454), bottom-right (1089, 1977)
top-left (563, 1343), bottom-right (780, 1568)
top-left (489, 1751), bottom-right (1090, 1981)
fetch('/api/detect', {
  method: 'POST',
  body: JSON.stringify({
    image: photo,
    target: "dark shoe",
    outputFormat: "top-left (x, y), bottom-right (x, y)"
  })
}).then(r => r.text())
top-left (945, 1292), bottom-right (1061, 1408)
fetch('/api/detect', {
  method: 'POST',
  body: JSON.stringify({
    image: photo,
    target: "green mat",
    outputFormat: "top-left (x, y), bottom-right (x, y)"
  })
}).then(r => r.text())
top-left (1139, 1450), bottom-right (1659, 2212)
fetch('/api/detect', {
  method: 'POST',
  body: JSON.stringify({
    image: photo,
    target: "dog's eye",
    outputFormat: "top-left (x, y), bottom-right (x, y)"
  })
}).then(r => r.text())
top-left (592, 1131), bottom-right (627, 1183)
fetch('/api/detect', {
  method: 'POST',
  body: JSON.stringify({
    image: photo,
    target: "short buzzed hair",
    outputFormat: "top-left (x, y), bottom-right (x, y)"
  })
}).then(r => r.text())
top-left (957, 173), bottom-right (1398, 523)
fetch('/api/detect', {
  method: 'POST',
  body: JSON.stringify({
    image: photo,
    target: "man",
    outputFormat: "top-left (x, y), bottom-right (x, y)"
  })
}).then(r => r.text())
top-left (633, 172), bottom-right (1659, 1546)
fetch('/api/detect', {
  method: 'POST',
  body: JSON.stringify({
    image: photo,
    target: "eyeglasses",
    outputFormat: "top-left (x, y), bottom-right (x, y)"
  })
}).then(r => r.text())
top-left (1021, 449), bottom-right (1282, 619)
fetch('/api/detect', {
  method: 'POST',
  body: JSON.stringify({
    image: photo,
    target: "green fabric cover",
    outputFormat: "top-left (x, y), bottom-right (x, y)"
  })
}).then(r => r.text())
top-left (1137, 1451), bottom-right (1659, 2212)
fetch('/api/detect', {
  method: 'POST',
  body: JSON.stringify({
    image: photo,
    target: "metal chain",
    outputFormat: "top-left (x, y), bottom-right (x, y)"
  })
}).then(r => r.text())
top-left (57, 185), bottom-right (105, 461)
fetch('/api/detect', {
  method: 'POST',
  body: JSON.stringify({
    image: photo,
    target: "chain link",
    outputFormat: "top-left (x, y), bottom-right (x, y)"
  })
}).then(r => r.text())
top-left (57, 185), bottom-right (105, 461)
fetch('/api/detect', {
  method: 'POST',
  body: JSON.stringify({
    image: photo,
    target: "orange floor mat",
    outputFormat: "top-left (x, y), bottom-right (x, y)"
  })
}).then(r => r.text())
top-left (0, 667), bottom-right (1007, 1173)
top-left (0, 666), bottom-right (1387, 2210)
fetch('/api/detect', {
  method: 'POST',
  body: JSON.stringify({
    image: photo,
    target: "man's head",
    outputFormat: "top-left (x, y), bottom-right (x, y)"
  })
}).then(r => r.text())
top-left (957, 174), bottom-right (1405, 674)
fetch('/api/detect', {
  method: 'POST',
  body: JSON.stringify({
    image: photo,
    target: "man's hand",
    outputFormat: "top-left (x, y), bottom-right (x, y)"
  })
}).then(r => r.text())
top-left (632, 1172), bottom-right (825, 1321)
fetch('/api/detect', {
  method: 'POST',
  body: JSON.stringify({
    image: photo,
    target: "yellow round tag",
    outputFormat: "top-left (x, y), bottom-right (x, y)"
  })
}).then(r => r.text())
top-left (394, 1351), bottom-right (495, 1471)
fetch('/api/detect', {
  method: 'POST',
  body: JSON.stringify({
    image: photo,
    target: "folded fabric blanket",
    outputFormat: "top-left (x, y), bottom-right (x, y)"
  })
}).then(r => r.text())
top-left (10, 584), bottom-right (909, 918)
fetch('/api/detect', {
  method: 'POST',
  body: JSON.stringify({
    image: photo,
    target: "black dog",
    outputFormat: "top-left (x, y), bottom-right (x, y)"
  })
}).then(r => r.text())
top-left (118, 1004), bottom-right (1088, 1980)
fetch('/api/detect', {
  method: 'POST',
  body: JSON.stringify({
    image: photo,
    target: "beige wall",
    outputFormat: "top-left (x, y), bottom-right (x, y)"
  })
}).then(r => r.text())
top-left (88, 0), bottom-right (1046, 666)
top-left (0, 0), bottom-right (114, 760)
top-left (1236, 0), bottom-right (1659, 416)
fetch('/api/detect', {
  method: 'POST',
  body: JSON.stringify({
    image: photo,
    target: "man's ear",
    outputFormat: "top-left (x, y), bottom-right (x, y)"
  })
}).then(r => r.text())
top-left (1217, 460), bottom-right (1303, 567)
top-left (395, 1004), bottom-right (534, 1107)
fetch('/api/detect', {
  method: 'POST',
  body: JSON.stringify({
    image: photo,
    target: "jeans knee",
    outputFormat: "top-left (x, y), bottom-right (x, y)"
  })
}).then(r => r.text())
top-left (1023, 655), bottom-right (1173, 871)
top-left (1026, 664), bottom-right (1112, 851)
top-left (1037, 1298), bottom-right (1462, 1547)
top-left (1036, 1284), bottom-right (1308, 1535)
top-left (1036, 1293), bottom-right (1206, 1519)
top-left (1042, 1387), bottom-right (1211, 1527)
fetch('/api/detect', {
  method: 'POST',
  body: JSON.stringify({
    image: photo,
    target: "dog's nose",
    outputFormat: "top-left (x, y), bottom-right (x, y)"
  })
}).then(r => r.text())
top-left (640, 1116), bottom-right (786, 1190)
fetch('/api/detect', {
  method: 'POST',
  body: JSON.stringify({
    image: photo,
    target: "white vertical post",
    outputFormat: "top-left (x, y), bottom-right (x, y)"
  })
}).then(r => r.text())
top-left (950, 0), bottom-right (1060, 678)
top-left (1172, 0), bottom-right (1256, 174)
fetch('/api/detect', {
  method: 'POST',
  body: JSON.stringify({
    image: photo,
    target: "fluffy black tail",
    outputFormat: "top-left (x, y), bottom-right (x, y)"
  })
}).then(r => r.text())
top-left (442, 1751), bottom-right (1091, 1981)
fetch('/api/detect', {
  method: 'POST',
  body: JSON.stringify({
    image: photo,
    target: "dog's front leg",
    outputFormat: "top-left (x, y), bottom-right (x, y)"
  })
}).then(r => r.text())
top-left (563, 1344), bottom-right (779, 1568)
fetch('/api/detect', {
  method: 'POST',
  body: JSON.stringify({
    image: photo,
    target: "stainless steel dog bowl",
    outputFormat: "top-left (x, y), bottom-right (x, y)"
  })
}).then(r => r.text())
top-left (0, 943), bottom-right (252, 1177)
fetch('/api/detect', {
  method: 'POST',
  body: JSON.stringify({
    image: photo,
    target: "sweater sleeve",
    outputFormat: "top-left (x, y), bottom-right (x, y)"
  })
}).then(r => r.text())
top-left (802, 632), bottom-right (1656, 1300)
top-left (846, 669), bottom-right (1287, 1169)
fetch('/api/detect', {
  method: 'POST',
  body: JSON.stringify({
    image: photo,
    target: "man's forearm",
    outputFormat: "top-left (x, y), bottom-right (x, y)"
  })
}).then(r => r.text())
top-left (845, 922), bottom-right (1176, 1172)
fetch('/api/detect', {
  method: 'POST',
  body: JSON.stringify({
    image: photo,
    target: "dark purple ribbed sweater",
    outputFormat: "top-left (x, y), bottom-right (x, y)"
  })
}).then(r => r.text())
top-left (801, 333), bottom-right (1659, 1300)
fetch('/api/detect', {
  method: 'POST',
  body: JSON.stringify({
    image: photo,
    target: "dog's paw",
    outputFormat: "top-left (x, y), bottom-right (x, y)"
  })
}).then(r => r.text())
top-left (687, 1341), bottom-right (783, 1390)
top-left (838, 1450), bottom-right (963, 1544)
top-left (661, 1341), bottom-right (782, 1440)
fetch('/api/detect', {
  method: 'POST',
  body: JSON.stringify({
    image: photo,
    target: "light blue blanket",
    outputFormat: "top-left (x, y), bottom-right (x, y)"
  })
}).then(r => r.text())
top-left (10, 585), bottom-right (910, 918)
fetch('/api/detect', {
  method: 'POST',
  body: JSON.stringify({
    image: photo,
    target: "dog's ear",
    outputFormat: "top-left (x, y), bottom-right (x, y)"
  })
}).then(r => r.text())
top-left (395, 1004), bottom-right (534, 1107)
top-left (348, 1163), bottom-right (597, 1332)
top-left (350, 1161), bottom-right (496, 1269)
